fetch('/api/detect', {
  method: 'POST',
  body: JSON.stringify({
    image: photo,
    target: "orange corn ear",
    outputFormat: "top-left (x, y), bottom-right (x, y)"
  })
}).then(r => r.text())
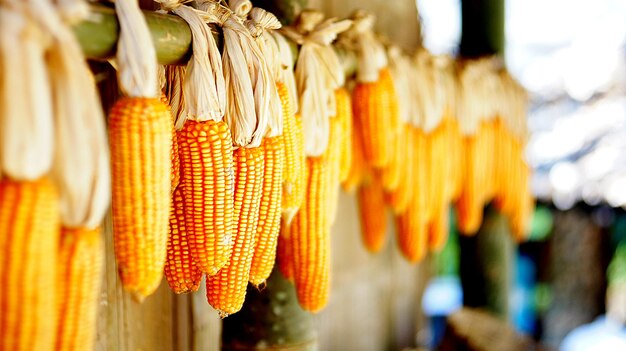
top-left (165, 186), bottom-right (202, 294)
top-left (352, 71), bottom-right (391, 169)
top-left (428, 205), bottom-right (450, 252)
top-left (378, 68), bottom-right (401, 191)
top-left (276, 223), bottom-right (294, 281)
top-left (336, 87), bottom-right (353, 184)
top-left (178, 119), bottom-right (234, 275)
top-left (249, 137), bottom-right (285, 286)
top-left (56, 227), bottom-right (104, 351)
top-left (341, 120), bottom-right (366, 193)
top-left (109, 97), bottom-right (171, 299)
top-left (327, 115), bottom-right (343, 225)
top-left (455, 132), bottom-right (485, 235)
top-left (289, 156), bottom-right (331, 312)
top-left (395, 204), bottom-right (428, 263)
top-left (207, 146), bottom-right (264, 316)
top-left (278, 83), bottom-right (306, 223)
top-left (385, 126), bottom-right (413, 214)
top-left (0, 178), bottom-right (59, 350)
top-left (357, 175), bottom-right (388, 253)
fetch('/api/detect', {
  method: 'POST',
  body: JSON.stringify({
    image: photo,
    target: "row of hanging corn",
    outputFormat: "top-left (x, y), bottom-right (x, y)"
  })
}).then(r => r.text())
top-left (0, 0), bottom-right (532, 348)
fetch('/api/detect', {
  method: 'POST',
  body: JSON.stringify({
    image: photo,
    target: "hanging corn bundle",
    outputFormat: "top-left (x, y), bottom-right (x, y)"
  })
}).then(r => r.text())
top-left (108, 0), bottom-right (172, 299)
top-left (244, 7), bottom-right (286, 287)
top-left (1, 0), bottom-right (109, 348)
top-left (281, 10), bottom-right (352, 312)
top-left (161, 2), bottom-right (235, 286)
top-left (340, 10), bottom-right (399, 171)
top-left (196, 0), bottom-right (276, 316)
top-left (328, 88), bottom-right (352, 224)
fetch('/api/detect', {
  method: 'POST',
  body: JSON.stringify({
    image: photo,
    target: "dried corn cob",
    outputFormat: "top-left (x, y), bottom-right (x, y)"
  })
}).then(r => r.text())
top-left (289, 156), bottom-right (331, 312)
top-left (109, 97), bottom-right (172, 299)
top-left (279, 81), bottom-right (306, 223)
top-left (378, 68), bottom-right (401, 191)
top-left (357, 175), bottom-right (388, 253)
top-left (207, 146), bottom-right (264, 316)
top-left (395, 204), bottom-right (428, 263)
top-left (327, 115), bottom-right (343, 225)
top-left (276, 223), bottom-right (294, 281)
top-left (56, 227), bottom-right (104, 351)
top-left (178, 119), bottom-right (234, 276)
top-left (249, 136), bottom-right (285, 286)
top-left (384, 125), bottom-right (413, 214)
top-left (337, 87), bottom-right (353, 184)
top-left (428, 205), bottom-right (450, 252)
top-left (352, 72), bottom-right (391, 169)
top-left (341, 120), bottom-right (366, 193)
top-left (165, 186), bottom-right (202, 294)
top-left (0, 178), bottom-right (59, 350)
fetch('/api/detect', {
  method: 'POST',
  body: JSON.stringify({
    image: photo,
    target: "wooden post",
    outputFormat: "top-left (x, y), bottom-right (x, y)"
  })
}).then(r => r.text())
top-left (458, 0), bottom-right (512, 319)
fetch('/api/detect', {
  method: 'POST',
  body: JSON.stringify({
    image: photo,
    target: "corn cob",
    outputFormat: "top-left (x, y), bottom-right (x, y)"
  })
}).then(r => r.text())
top-left (384, 125), bottom-right (413, 214)
top-left (109, 97), bottom-right (172, 299)
top-left (327, 115), bottom-right (343, 225)
top-left (289, 156), bottom-right (331, 312)
top-left (395, 204), bottom-right (428, 263)
top-left (337, 87), bottom-right (353, 184)
top-left (428, 205), bottom-right (450, 252)
top-left (378, 68), bottom-right (401, 191)
top-left (352, 69), bottom-right (392, 169)
top-left (0, 178), bottom-right (59, 350)
top-left (279, 82), bottom-right (306, 223)
top-left (276, 223), bottom-right (294, 281)
top-left (249, 137), bottom-right (285, 286)
top-left (165, 186), bottom-right (202, 294)
top-left (455, 126), bottom-right (487, 235)
top-left (341, 120), bottom-right (366, 193)
top-left (178, 119), bottom-right (234, 276)
top-left (357, 175), bottom-right (388, 253)
top-left (161, 94), bottom-right (179, 192)
top-left (207, 146), bottom-right (264, 316)
top-left (56, 227), bottom-right (104, 351)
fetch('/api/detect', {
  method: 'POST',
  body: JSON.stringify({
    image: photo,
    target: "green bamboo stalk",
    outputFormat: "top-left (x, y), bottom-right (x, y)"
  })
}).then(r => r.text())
top-left (74, 4), bottom-right (193, 65)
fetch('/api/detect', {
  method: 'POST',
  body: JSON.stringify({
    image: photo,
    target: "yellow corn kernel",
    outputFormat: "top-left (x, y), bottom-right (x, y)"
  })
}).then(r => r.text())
top-left (206, 146), bottom-right (264, 316)
top-left (289, 156), bottom-right (331, 312)
top-left (249, 137), bottom-right (285, 286)
top-left (357, 175), bottom-right (388, 253)
top-left (278, 83), bottom-right (306, 224)
top-left (0, 178), bottom-right (59, 350)
top-left (56, 227), bottom-right (104, 351)
top-left (165, 186), bottom-right (202, 294)
top-left (109, 97), bottom-right (171, 300)
top-left (178, 119), bottom-right (234, 275)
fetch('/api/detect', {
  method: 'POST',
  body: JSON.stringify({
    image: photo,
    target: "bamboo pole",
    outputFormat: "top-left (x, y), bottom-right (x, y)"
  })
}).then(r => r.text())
top-left (73, 4), bottom-right (356, 76)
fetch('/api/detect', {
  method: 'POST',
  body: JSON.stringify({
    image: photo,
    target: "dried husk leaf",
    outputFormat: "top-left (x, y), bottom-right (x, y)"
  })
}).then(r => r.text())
top-left (0, 4), bottom-right (55, 181)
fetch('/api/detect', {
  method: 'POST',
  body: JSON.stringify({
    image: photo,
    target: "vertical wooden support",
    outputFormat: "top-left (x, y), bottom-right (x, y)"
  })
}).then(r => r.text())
top-left (459, 209), bottom-right (514, 318)
top-left (458, 0), bottom-right (511, 319)
top-left (460, 0), bottom-right (505, 58)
